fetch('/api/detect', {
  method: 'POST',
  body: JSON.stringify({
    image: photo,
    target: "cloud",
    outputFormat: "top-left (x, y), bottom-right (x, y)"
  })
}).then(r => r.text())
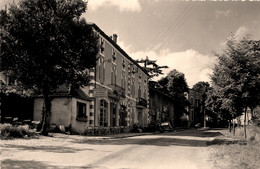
top-left (234, 26), bottom-right (249, 40)
top-left (88, 0), bottom-right (141, 12)
top-left (117, 39), bottom-right (134, 54)
top-left (125, 47), bottom-right (217, 88)
top-left (215, 9), bottom-right (231, 18)
top-left (219, 26), bottom-right (250, 48)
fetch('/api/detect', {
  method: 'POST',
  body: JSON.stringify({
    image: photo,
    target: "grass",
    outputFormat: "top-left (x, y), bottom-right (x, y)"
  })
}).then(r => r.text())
top-left (209, 128), bottom-right (260, 169)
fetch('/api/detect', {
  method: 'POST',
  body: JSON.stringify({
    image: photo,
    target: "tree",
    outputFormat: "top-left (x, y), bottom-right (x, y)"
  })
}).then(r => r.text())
top-left (0, 0), bottom-right (98, 135)
top-left (209, 36), bottom-right (260, 138)
top-left (135, 56), bottom-right (168, 79)
top-left (192, 81), bottom-right (210, 127)
top-left (158, 69), bottom-right (189, 127)
top-left (205, 87), bottom-right (237, 133)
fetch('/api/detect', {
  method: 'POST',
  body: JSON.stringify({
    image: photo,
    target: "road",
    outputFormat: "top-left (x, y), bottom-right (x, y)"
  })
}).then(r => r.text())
top-left (1, 129), bottom-right (220, 169)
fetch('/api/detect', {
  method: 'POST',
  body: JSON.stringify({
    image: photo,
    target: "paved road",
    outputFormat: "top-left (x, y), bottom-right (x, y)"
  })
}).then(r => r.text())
top-left (1, 129), bottom-right (220, 169)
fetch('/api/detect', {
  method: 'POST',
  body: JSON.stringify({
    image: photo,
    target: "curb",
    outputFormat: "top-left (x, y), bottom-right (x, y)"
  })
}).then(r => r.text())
top-left (104, 132), bottom-right (153, 139)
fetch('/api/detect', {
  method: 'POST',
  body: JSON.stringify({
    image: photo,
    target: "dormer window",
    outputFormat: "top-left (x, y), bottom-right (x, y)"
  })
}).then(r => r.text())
top-left (112, 48), bottom-right (116, 62)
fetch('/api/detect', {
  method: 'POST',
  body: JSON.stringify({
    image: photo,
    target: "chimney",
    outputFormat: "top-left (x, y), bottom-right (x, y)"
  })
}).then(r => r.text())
top-left (112, 34), bottom-right (117, 44)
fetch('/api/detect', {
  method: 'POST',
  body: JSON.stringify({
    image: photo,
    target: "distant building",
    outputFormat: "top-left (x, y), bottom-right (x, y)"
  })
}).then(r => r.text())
top-left (149, 87), bottom-right (175, 127)
top-left (186, 89), bottom-right (202, 127)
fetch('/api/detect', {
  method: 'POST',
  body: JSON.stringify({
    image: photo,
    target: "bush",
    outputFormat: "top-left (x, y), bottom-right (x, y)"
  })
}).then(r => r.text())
top-left (0, 123), bottom-right (36, 139)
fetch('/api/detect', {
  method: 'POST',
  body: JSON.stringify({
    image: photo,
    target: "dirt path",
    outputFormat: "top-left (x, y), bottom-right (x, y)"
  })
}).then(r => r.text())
top-left (1, 129), bottom-right (219, 169)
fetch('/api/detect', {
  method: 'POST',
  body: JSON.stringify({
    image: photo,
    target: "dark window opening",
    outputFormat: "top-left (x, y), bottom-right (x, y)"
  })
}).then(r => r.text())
top-left (76, 102), bottom-right (87, 122)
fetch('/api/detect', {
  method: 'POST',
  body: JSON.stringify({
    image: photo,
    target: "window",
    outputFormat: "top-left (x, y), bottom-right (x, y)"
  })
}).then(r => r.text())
top-left (122, 60), bottom-right (125, 69)
top-left (89, 120), bottom-right (93, 124)
top-left (111, 66), bottom-right (116, 85)
top-left (144, 88), bottom-right (147, 100)
top-left (100, 38), bottom-right (105, 54)
top-left (112, 48), bottom-right (116, 62)
top-left (138, 86), bottom-right (141, 98)
top-left (7, 77), bottom-right (15, 85)
top-left (100, 99), bottom-right (108, 126)
top-left (131, 85), bottom-right (135, 98)
top-left (196, 98), bottom-right (199, 107)
top-left (77, 102), bottom-right (87, 122)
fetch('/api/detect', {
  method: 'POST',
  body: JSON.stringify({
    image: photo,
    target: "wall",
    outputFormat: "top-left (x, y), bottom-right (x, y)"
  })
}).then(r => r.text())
top-left (91, 27), bottom-right (149, 128)
top-left (34, 97), bottom-right (72, 127)
top-left (187, 89), bottom-right (202, 127)
top-left (70, 98), bottom-right (90, 134)
top-left (34, 97), bottom-right (91, 134)
top-left (149, 88), bottom-right (175, 127)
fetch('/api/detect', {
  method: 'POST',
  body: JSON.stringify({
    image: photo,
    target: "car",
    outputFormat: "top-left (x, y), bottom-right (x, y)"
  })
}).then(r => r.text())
top-left (159, 122), bottom-right (174, 132)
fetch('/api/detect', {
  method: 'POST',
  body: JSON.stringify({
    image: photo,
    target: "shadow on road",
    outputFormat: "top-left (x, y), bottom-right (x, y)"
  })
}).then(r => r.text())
top-left (2, 144), bottom-right (93, 153)
top-left (1, 159), bottom-right (92, 169)
top-left (71, 130), bottom-right (223, 147)
top-left (159, 129), bottom-right (223, 138)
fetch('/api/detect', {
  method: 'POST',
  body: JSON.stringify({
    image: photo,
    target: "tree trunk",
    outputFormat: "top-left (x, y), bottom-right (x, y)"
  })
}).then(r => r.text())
top-left (232, 114), bottom-right (235, 136)
top-left (244, 108), bottom-right (247, 139)
top-left (40, 88), bottom-right (51, 136)
top-left (203, 108), bottom-right (206, 128)
top-left (228, 120), bottom-right (231, 133)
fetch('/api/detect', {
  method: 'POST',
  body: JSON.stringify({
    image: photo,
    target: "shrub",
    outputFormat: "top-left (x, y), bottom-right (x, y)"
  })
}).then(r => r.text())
top-left (0, 123), bottom-right (36, 139)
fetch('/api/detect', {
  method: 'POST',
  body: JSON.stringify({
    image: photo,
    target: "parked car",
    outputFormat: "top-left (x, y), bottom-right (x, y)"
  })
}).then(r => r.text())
top-left (159, 122), bottom-right (173, 132)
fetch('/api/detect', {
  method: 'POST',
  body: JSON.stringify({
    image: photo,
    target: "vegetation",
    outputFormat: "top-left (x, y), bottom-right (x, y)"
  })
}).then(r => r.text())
top-left (157, 69), bottom-right (189, 126)
top-left (192, 81), bottom-right (211, 127)
top-left (0, 0), bottom-right (98, 135)
top-left (135, 56), bottom-right (168, 79)
top-left (209, 128), bottom-right (260, 169)
top-left (0, 123), bottom-right (37, 139)
top-left (206, 36), bottom-right (260, 138)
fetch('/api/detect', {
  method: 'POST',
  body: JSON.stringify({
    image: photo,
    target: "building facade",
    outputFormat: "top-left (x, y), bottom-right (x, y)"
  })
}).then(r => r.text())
top-left (186, 89), bottom-right (202, 127)
top-left (149, 87), bottom-right (175, 127)
top-left (33, 24), bottom-right (149, 133)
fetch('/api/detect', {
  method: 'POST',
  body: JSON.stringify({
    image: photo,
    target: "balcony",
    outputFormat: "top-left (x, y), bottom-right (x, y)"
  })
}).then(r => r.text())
top-left (108, 84), bottom-right (125, 100)
top-left (136, 97), bottom-right (147, 108)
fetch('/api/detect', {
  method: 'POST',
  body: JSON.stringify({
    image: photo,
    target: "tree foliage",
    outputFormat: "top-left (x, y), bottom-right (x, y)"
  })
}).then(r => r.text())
top-left (0, 0), bottom-right (98, 135)
top-left (135, 56), bottom-right (168, 79)
top-left (157, 69), bottom-right (189, 126)
top-left (207, 36), bottom-right (260, 136)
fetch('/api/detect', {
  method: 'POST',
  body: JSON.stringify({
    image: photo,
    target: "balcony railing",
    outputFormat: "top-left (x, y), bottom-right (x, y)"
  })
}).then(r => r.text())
top-left (108, 84), bottom-right (125, 100)
top-left (136, 97), bottom-right (147, 108)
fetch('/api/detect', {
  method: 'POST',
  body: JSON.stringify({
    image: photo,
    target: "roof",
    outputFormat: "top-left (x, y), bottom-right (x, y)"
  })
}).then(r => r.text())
top-left (149, 87), bottom-right (175, 101)
top-left (89, 23), bottom-right (149, 76)
top-left (34, 84), bottom-right (92, 101)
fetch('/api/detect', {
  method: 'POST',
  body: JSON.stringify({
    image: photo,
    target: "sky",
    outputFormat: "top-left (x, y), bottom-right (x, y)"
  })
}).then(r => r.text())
top-left (1, 0), bottom-right (260, 87)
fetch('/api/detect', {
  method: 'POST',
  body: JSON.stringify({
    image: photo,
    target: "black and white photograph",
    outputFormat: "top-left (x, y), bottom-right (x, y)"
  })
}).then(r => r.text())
top-left (1, 0), bottom-right (260, 168)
